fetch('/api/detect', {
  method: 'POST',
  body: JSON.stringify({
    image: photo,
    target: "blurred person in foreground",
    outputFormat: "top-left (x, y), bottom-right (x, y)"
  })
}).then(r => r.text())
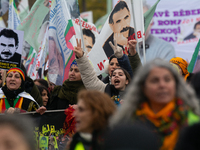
top-left (110, 59), bottom-right (200, 150)
top-left (67, 90), bottom-right (116, 150)
top-left (0, 115), bottom-right (35, 150)
top-left (104, 124), bottom-right (159, 150)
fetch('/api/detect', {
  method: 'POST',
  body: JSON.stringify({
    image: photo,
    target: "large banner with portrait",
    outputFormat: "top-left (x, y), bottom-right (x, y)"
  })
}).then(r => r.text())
top-left (29, 110), bottom-right (73, 150)
top-left (146, 0), bottom-right (200, 62)
top-left (0, 27), bottom-right (24, 70)
top-left (48, 0), bottom-right (78, 85)
top-left (87, 0), bottom-right (145, 75)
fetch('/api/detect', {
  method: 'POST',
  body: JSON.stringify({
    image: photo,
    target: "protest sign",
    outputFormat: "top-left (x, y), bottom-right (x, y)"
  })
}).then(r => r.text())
top-left (88, 0), bottom-right (154, 75)
top-left (81, 11), bottom-right (93, 23)
top-left (0, 28), bottom-right (24, 70)
top-left (73, 18), bottom-right (99, 55)
top-left (29, 110), bottom-right (71, 150)
top-left (146, 0), bottom-right (200, 62)
top-left (48, 0), bottom-right (77, 85)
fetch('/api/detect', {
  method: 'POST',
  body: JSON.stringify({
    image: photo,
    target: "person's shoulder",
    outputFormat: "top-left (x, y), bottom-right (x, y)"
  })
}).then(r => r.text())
top-left (19, 91), bottom-right (36, 101)
top-left (150, 35), bottom-right (174, 48)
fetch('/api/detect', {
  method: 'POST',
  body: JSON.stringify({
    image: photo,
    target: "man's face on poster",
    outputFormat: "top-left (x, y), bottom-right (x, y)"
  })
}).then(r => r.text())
top-left (83, 35), bottom-right (93, 53)
top-left (194, 24), bottom-right (200, 37)
top-left (0, 35), bottom-right (18, 60)
top-left (109, 7), bottom-right (131, 38)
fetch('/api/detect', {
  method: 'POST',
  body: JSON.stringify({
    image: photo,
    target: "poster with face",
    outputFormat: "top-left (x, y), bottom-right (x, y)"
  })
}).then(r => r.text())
top-left (88, 0), bottom-right (144, 75)
top-left (0, 27), bottom-right (24, 70)
top-left (72, 18), bottom-right (99, 55)
top-left (145, 0), bottom-right (200, 62)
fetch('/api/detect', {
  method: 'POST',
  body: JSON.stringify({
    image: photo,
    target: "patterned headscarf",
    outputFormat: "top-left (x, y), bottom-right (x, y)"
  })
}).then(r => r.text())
top-left (7, 67), bottom-right (25, 81)
top-left (2, 67), bottom-right (26, 100)
top-left (70, 60), bottom-right (78, 68)
top-left (170, 57), bottom-right (190, 80)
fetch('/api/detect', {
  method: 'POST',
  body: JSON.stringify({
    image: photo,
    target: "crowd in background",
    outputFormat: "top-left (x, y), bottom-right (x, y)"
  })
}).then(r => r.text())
top-left (1, 0), bottom-right (200, 150)
top-left (0, 37), bottom-right (200, 150)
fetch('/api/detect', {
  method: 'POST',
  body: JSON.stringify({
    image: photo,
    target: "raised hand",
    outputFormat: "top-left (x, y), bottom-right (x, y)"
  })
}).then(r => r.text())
top-left (109, 39), bottom-right (123, 58)
top-left (128, 40), bottom-right (137, 56)
top-left (73, 39), bottom-right (84, 58)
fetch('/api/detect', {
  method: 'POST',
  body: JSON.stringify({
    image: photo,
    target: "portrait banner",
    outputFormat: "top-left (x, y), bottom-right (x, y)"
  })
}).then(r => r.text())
top-left (48, 0), bottom-right (77, 85)
top-left (28, 110), bottom-right (71, 150)
top-left (0, 27), bottom-right (24, 70)
top-left (73, 18), bottom-right (99, 55)
top-left (88, 0), bottom-right (156, 75)
top-left (146, 0), bottom-right (200, 62)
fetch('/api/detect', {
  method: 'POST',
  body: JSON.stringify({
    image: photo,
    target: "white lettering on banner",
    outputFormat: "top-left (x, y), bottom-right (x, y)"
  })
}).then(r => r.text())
top-left (97, 60), bottom-right (106, 71)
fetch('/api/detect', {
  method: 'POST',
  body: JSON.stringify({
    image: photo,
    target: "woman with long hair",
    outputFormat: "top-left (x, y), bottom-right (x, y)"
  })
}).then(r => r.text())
top-left (68, 90), bottom-right (116, 150)
top-left (110, 59), bottom-right (200, 150)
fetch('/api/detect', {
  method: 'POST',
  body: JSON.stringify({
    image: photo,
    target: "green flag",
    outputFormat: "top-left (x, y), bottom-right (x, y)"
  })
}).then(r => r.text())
top-left (188, 39), bottom-right (200, 73)
top-left (144, 0), bottom-right (160, 32)
top-left (17, 0), bottom-right (49, 52)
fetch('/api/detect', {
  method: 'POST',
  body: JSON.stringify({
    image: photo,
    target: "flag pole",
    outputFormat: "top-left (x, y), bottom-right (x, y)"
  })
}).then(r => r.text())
top-left (76, 0), bottom-right (86, 52)
top-left (140, 0), bottom-right (146, 64)
top-left (131, 0), bottom-right (144, 63)
top-left (78, 16), bottom-right (86, 52)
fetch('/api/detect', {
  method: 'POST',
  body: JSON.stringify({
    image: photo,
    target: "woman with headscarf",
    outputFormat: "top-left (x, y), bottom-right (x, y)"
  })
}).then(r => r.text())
top-left (0, 67), bottom-right (40, 113)
top-left (110, 59), bottom-right (200, 150)
top-left (50, 60), bottom-right (85, 110)
top-left (170, 57), bottom-right (190, 80)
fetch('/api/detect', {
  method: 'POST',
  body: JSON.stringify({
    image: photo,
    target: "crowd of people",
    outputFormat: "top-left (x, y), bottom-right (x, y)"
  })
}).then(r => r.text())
top-left (0, 37), bottom-right (199, 150)
top-left (0, 1), bottom-right (200, 150)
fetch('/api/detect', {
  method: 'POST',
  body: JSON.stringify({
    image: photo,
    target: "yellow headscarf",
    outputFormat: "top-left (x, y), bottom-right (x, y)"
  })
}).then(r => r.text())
top-left (170, 57), bottom-right (189, 80)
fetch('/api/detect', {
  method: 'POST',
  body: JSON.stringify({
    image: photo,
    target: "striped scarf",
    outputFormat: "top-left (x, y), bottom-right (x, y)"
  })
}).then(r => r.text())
top-left (0, 97), bottom-right (24, 113)
top-left (135, 99), bottom-right (188, 150)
